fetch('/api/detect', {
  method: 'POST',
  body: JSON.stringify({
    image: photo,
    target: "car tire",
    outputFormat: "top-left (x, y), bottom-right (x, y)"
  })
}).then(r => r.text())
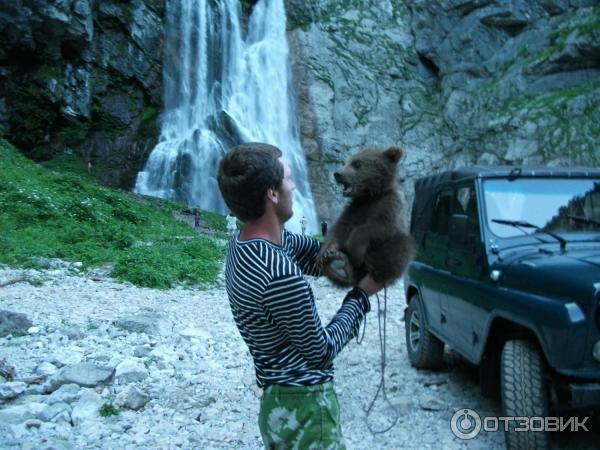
top-left (501, 339), bottom-right (550, 450)
top-left (405, 293), bottom-right (444, 369)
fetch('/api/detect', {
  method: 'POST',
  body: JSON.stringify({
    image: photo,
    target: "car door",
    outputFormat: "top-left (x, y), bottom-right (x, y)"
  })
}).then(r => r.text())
top-left (443, 184), bottom-right (486, 359)
top-left (418, 188), bottom-right (452, 337)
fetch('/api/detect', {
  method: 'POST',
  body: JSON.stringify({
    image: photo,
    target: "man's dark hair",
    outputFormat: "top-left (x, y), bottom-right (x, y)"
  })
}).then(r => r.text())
top-left (217, 143), bottom-right (283, 222)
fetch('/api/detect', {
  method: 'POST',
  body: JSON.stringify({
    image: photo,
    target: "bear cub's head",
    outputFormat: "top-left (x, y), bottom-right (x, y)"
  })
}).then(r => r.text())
top-left (334, 146), bottom-right (403, 199)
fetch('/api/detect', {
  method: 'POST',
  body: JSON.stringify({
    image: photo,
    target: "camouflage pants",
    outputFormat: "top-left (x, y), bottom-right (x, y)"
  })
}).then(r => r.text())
top-left (258, 381), bottom-right (346, 450)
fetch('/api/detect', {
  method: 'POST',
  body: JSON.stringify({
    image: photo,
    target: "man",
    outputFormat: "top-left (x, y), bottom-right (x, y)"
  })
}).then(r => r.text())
top-left (321, 219), bottom-right (328, 237)
top-left (194, 208), bottom-right (201, 228)
top-left (225, 212), bottom-right (237, 239)
top-left (217, 142), bottom-right (383, 449)
top-left (300, 215), bottom-right (307, 235)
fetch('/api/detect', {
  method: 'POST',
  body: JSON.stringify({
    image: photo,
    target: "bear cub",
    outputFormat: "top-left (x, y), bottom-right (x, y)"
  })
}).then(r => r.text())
top-left (318, 146), bottom-right (415, 287)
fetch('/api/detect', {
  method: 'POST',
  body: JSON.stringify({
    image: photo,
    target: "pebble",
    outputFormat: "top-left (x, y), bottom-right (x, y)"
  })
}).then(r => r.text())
top-left (0, 265), bottom-right (596, 449)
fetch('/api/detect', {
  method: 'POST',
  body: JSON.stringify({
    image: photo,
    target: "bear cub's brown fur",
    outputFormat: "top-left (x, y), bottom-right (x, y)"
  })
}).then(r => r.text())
top-left (318, 147), bottom-right (415, 287)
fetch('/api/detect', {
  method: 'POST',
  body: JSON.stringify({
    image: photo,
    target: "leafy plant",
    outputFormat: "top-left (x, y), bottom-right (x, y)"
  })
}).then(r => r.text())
top-left (0, 138), bottom-right (227, 288)
top-left (99, 403), bottom-right (120, 417)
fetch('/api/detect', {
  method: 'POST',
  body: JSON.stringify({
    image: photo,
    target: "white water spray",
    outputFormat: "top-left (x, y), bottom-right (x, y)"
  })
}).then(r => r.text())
top-left (134, 0), bottom-right (318, 233)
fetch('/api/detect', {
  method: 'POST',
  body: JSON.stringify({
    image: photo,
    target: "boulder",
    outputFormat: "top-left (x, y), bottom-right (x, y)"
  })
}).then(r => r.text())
top-left (42, 363), bottom-right (113, 393)
top-left (0, 381), bottom-right (27, 401)
top-left (0, 310), bottom-right (33, 337)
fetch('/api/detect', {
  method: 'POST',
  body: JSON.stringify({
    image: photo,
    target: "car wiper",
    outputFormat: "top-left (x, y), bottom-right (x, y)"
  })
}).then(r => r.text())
top-left (491, 219), bottom-right (566, 252)
top-left (567, 214), bottom-right (600, 227)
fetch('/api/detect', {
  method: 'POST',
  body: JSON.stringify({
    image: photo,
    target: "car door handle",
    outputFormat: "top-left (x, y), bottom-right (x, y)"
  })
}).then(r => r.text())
top-left (446, 257), bottom-right (462, 268)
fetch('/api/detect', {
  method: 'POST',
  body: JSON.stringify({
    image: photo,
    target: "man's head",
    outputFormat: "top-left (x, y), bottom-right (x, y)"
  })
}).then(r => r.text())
top-left (218, 143), bottom-right (293, 223)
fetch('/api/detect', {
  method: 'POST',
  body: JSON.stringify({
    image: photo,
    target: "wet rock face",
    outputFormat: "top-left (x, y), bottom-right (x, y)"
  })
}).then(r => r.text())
top-left (287, 0), bottom-right (600, 222)
top-left (1, 0), bottom-right (598, 216)
top-left (0, 0), bottom-right (164, 188)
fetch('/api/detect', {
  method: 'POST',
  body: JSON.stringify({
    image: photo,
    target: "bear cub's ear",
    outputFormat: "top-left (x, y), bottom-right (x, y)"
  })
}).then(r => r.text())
top-left (383, 146), bottom-right (403, 164)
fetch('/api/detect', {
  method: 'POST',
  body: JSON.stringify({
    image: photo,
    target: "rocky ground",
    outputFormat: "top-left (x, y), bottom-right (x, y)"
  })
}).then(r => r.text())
top-left (0, 262), bottom-right (598, 450)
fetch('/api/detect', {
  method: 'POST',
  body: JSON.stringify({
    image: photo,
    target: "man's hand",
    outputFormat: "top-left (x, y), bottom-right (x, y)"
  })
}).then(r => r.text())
top-left (357, 274), bottom-right (385, 297)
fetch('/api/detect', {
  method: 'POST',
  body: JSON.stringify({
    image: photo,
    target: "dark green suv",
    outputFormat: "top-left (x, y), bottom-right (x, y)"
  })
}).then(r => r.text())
top-left (404, 166), bottom-right (600, 449)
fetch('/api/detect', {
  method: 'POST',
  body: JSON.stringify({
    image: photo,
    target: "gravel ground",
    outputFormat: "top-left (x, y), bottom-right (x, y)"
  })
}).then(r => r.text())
top-left (0, 264), bottom-right (598, 449)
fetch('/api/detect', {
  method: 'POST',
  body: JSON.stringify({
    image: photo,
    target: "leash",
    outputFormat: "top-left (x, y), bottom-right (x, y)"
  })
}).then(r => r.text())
top-left (359, 287), bottom-right (401, 434)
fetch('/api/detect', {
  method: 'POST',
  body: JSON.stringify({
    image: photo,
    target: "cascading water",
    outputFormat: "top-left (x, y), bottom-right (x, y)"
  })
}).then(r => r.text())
top-left (134, 0), bottom-right (318, 233)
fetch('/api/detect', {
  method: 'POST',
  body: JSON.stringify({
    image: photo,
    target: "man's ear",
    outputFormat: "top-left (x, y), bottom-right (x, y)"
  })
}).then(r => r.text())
top-left (266, 188), bottom-right (278, 204)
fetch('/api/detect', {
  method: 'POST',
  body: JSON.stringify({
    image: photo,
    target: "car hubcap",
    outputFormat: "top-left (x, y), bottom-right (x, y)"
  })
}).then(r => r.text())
top-left (409, 310), bottom-right (421, 351)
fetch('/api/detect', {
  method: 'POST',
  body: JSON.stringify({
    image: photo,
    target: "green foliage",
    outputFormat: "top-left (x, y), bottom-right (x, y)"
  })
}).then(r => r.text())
top-left (141, 106), bottom-right (159, 123)
top-left (111, 236), bottom-right (222, 289)
top-left (56, 122), bottom-right (89, 144)
top-left (201, 210), bottom-right (227, 234)
top-left (41, 158), bottom-right (86, 180)
top-left (0, 138), bottom-right (227, 288)
top-left (99, 403), bottom-right (120, 417)
top-left (550, 6), bottom-right (600, 47)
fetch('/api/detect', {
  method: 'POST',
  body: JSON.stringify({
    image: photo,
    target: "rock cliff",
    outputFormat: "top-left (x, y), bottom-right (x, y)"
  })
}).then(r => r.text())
top-left (0, 0), bottom-right (165, 187)
top-left (288, 0), bottom-right (600, 221)
top-left (1, 0), bottom-right (598, 220)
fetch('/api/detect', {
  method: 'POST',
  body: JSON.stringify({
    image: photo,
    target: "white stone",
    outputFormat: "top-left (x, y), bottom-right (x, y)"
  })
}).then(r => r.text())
top-left (179, 327), bottom-right (212, 340)
top-left (115, 386), bottom-right (149, 411)
top-left (35, 361), bottom-right (58, 377)
top-left (71, 389), bottom-right (103, 426)
top-left (0, 403), bottom-right (47, 425)
top-left (46, 383), bottom-right (81, 405)
top-left (39, 402), bottom-right (72, 423)
top-left (42, 362), bottom-right (113, 393)
top-left (0, 381), bottom-right (27, 400)
top-left (114, 358), bottom-right (149, 384)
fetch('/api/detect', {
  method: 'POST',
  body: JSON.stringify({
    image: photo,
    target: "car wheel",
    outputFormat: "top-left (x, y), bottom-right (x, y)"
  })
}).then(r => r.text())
top-left (501, 339), bottom-right (550, 450)
top-left (405, 293), bottom-right (444, 369)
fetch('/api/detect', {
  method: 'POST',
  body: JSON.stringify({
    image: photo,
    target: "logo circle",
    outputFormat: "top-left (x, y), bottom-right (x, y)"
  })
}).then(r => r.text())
top-left (450, 408), bottom-right (482, 440)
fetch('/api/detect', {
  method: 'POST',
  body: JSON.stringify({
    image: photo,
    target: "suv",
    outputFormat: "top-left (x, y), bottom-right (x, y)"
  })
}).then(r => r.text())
top-left (404, 166), bottom-right (600, 449)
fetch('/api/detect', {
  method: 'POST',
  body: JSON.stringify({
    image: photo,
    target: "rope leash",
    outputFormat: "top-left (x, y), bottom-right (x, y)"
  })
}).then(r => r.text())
top-left (358, 287), bottom-right (401, 434)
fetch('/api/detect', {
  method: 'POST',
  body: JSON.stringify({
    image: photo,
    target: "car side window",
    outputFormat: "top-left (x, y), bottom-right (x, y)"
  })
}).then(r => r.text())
top-left (456, 185), bottom-right (480, 238)
top-left (431, 190), bottom-right (452, 236)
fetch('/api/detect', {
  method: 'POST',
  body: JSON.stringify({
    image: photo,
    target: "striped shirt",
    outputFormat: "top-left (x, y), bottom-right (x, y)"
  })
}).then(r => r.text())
top-left (224, 229), bottom-right (370, 387)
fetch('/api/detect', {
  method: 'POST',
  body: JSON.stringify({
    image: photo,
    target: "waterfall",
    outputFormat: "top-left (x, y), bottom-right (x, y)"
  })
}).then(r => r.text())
top-left (134, 0), bottom-right (318, 234)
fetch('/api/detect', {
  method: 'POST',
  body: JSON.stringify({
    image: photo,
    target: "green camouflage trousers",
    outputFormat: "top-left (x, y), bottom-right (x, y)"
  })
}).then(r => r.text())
top-left (258, 381), bottom-right (346, 450)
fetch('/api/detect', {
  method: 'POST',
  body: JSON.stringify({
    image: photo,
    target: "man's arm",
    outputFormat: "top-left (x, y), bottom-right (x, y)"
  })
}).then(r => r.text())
top-left (284, 230), bottom-right (322, 276)
top-left (262, 274), bottom-right (369, 369)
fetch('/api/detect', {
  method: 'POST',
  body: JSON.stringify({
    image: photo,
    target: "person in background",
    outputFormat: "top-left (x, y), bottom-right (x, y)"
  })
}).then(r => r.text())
top-left (300, 215), bottom-right (308, 235)
top-left (321, 219), bottom-right (328, 237)
top-left (217, 142), bottom-right (383, 449)
top-left (225, 211), bottom-right (237, 239)
top-left (194, 208), bottom-right (201, 228)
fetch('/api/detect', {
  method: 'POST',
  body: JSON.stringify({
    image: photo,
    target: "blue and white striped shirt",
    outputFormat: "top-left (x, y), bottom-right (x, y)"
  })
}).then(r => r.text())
top-left (224, 229), bottom-right (370, 387)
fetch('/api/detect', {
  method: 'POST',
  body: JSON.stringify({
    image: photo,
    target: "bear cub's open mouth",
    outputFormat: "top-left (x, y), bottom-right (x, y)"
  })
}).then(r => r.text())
top-left (340, 182), bottom-right (353, 197)
top-left (334, 172), bottom-right (353, 197)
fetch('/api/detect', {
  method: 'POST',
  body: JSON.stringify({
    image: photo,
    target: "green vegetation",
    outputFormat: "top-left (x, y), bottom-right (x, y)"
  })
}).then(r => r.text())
top-left (140, 106), bottom-right (159, 123)
top-left (550, 5), bottom-right (600, 47)
top-left (99, 403), bottom-right (120, 417)
top-left (0, 138), bottom-right (227, 289)
top-left (56, 122), bottom-right (89, 145)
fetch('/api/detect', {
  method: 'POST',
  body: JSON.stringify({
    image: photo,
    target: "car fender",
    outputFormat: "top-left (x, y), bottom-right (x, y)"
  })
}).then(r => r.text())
top-left (476, 294), bottom-right (589, 374)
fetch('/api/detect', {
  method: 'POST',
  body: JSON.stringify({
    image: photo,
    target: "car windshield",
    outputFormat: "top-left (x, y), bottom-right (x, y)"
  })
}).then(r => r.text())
top-left (483, 178), bottom-right (600, 238)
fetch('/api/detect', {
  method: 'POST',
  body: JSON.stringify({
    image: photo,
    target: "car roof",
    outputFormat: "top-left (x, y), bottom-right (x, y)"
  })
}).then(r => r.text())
top-left (414, 166), bottom-right (600, 190)
top-left (410, 166), bottom-right (600, 243)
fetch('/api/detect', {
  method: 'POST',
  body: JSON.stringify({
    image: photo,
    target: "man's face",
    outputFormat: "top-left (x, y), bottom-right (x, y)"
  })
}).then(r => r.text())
top-left (275, 158), bottom-right (295, 223)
